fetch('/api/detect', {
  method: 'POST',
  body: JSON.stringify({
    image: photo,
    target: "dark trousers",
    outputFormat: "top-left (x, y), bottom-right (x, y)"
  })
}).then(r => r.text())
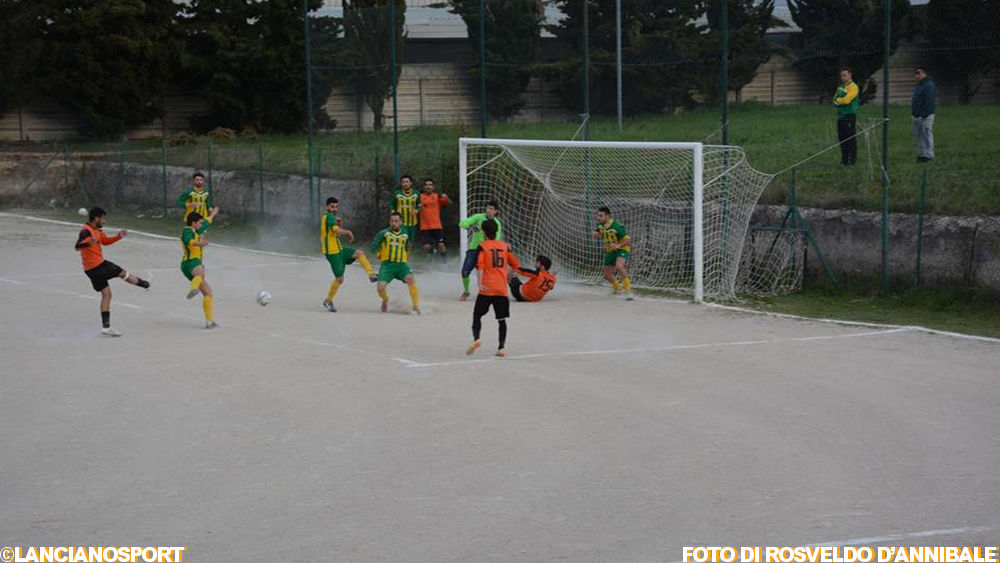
top-left (837, 115), bottom-right (857, 165)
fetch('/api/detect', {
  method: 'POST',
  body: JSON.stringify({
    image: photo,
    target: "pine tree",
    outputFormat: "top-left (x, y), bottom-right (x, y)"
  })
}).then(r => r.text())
top-left (547, 0), bottom-right (708, 116)
top-left (699, 0), bottom-right (783, 104)
top-left (924, 0), bottom-right (1000, 103)
top-left (180, 0), bottom-right (336, 133)
top-left (788, 0), bottom-right (911, 103)
top-left (342, 0), bottom-right (406, 131)
top-left (447, 0), bottom-right (544, 121)
top-left (37, 0), bottom-right (177, 138)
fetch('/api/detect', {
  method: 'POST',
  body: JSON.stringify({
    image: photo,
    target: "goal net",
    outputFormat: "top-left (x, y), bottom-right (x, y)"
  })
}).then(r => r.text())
top-left (459, 138), bottom-right (775, 301)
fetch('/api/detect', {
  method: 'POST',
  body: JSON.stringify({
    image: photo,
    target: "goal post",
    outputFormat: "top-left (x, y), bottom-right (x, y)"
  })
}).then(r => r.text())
top-left (458, 137), bottom-right (772, 302)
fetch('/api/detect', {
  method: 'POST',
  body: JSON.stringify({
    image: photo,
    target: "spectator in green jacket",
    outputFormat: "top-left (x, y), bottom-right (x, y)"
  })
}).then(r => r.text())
top-left (833, 67), bottom-right (860, 166)
top-left (911, 67), bottom-right (937, 163)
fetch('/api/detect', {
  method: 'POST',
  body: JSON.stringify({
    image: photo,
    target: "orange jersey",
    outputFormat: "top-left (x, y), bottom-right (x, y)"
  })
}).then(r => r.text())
top-left (75, 223), bottom-right (122, 271)
top-left (419, 192), bottom-right (449, 230)
top-left (476, 239), bottom-right (520, 296)
top-left (519, 269), bottom-right (557, 302)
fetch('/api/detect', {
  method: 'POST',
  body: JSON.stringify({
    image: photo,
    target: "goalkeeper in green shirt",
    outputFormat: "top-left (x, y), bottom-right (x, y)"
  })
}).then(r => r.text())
top-left (457, 199), bottom-right (501, 301)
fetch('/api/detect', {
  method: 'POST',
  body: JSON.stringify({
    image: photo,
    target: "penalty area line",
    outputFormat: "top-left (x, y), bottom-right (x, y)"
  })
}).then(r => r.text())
top-left (398, 327), bottom-right (912, 368)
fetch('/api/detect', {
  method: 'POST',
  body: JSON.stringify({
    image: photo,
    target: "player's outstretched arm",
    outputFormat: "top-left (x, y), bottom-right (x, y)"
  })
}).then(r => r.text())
top-left (340, 228), bottom-right (356, 243)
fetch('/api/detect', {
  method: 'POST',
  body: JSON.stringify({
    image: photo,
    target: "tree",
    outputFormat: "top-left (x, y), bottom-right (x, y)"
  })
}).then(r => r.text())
top-left (699, 0), bottom-right (784, 104)
top-left (0, 0), bottom-right (45, 124)
top-left (36, 0), bottom-right (177, 138)
top-left (179, 0), bottom-right (337, 133)
top-left (446, 0), bottom-right (544, 121)
top-left (924, 0), bottom-right (1000, 103)
top-left (788, 0), bottom-right (911, 103)
top-left (342, 0), bottom-right (406, 131)
top-left (547, 0), bottom-right (708, 116)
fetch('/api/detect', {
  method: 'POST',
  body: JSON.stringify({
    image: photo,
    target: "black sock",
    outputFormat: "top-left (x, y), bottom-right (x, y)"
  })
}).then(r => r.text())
top-left (137, 278), bottom-right (149, 288)
top-left (498, 320), bottom-right (507, 349)
top-left (472, 314), bottom-right (483, 340)
top-left (101, 311), bottom-right (110, 328)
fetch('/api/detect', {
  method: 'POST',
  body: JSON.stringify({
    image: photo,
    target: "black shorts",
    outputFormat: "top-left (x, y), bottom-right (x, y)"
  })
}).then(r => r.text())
top-left (84, 260), bottom-right (123, 292)
top-left (474, 294), bottom-right (510, 320)
top-left (508, 277), bottom-right (526, 302)
top-left (419, 229), bottom-right (444, 246)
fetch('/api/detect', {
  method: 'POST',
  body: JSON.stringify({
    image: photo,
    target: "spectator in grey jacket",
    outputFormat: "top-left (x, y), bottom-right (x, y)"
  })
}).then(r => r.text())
top-left (911, 67), bottom-right (937, 163)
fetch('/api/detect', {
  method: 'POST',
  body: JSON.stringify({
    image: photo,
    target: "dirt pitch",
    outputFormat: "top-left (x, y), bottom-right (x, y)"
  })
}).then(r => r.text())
top-left (1, 212), bottom-right (998, 562)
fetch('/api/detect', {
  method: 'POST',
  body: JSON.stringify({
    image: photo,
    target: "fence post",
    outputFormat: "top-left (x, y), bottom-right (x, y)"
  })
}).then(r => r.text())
top-left (478, 0), bottom-right (487, 137)
top-left (161, 139), bottom-right (168, 215)
top-left (257, 144), bottom-right (265, 217)
top-left (915, 168), bottom-right (927, 286)
top-left (116, 141), bottom-right (125, 209)
top-left (316, 147), bottom-right (323, 213)
top-left (880, 0), bottom-right (892, 295)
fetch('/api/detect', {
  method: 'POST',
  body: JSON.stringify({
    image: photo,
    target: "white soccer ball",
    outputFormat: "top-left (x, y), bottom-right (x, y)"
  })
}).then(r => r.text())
top-left (256, 290), bottom-right (272, 306)
top-left (78, 207), bottom-right (88, 217)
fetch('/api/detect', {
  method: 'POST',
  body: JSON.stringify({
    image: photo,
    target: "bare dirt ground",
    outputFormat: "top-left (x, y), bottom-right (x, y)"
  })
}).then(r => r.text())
top-left (1, 212), bottom-right (998, 562)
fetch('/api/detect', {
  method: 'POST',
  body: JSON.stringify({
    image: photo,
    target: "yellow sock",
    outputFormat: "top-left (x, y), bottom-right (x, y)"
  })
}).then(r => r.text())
top-left (378, 287), bottom-right (389, 301)
top-left (610, 278), bottom-right (621, 292)
top-left (408, 283), bottom-right (419, 308)
top-left (203, 296), bottom-right (213, 322)
top-left (326, 279), bottom-right (342, 301)
top-left (357, 253), bottom-right (373, 276)
top-left (189, 275), bottom-right (202, 292)
top-left (623, 278), bottom-right (632, 292)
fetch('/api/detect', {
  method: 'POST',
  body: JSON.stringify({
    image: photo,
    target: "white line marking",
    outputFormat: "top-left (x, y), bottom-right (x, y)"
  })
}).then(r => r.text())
top-left (804, 525), bottom-right (995, 547)
top-left (0, 260), bottom-right (311, 280)
top-left (0, 211), bottom-right (320, 262)
top-left (404, 328), bottom-right (911, 368)
top-left (707, 302), bottom-right (1000, 344)
top-left (5, 211), bottom-right (998, 345)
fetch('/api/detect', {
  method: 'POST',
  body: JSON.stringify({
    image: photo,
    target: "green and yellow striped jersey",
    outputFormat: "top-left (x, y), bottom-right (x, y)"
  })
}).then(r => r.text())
top-left (597, 219), bottom-right (630, 253)
top-left (370, 228), bottom-right (410, 263)
top-left (320, 212), bottom-right (342, 255)
top-left (177, 187), bottom-right (212, 221)
top-left (391, 189), bottom-right (420, 227)
top-left (181, 220), bottom-right (211, 261)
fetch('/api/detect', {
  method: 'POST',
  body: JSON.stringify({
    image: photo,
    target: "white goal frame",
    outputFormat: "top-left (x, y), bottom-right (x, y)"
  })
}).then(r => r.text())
top-left (459, 137), bottom-right (705, 302)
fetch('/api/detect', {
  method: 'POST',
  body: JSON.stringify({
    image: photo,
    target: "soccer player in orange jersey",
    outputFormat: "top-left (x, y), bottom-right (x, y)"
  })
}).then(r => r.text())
top-left (466, 219), bottom-right (519, 358)
top-left (418, 178), bottom-right (450, 259)
top-left (509, 255), bottom-right (557, 302)
top-left (75, 207), bottom-right (150, 337)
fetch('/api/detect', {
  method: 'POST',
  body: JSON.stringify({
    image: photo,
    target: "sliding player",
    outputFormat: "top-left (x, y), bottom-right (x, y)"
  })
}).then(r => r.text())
top-left (321, 197), bottom-right (376, 312)
top-left (418, 178), bottom-right (450, 259)
top-left (182, 207), bottom-right (220, 328)
top-left (370, 212), bottom-right (420, 315)
top-left (75, 207), bottom-right (150, 337)
top-left (177, 171), bottom-right (212, 222)
top-left (509, 255), bottom-right (557, 302)
top-left (457, 199), bottom-right (501, 301)
top-left (390, 175), bottom-right (420, 249)
top-left (467, 219), bottom-right (518, 358)
top-left (592, 206), bottom-right (633, 300)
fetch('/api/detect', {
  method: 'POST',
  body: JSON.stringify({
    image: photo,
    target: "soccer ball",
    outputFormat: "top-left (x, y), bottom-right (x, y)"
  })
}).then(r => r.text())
top-left (78, 207), bottom-right (88, 217)
top-left (256, 290), bottom-right (272, 306)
